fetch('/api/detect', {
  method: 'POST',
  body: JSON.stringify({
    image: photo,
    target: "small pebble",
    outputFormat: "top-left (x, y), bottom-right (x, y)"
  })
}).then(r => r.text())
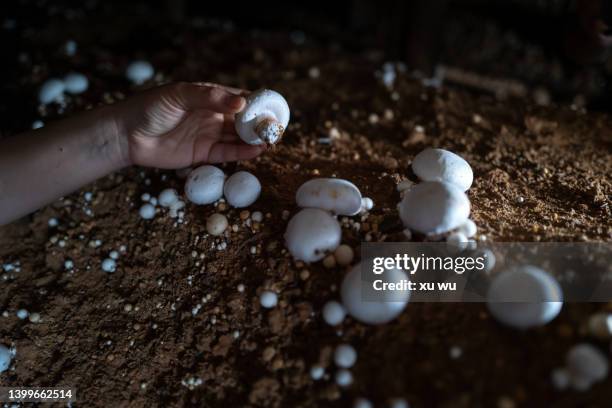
top-left (334, 245), bottom-right (354, 266)
top-left (260, 291), bottom-right (278, 309)
top-left (206, 213), bottom-right (228, 236)
top-left (28, 313), bottom-right (40, 323)
top-left (322, 254), bottom-right (336, 269)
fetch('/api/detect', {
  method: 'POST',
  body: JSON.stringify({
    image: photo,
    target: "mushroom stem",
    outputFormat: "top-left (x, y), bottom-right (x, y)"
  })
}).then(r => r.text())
top-left (255, 116), bottom-right (285, 144)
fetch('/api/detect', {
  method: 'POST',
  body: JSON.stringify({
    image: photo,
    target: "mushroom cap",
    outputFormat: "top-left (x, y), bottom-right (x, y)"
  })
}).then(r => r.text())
top-left (223, 171), bottom-right (261, 208)
top-left (126, 60), bottom-right (154, 85)
top-left (64, 72), bottom-right (89, 94)
top-left (340, 262), bottom-right (410, 325)
top-left (566, 344), bottom-right (609, 383)
top-left (296, 178), bottom-right (362, 216)
top-left (39, 78), bottom-right (65, 104)
top-left (185, 165), bottom-right (225, 205)
top-left (486, 265), bottom-right (563, 329)
top-left (0, 344), bottom-right (11, 373)
top-left (412, 148), bottom-right (473, 191)
top-left (235, 89), bottom-right (290, 145)
top-left (284, 208), bottom-right (341, 262)
top-left (398, 181), bottom-right (470, 235)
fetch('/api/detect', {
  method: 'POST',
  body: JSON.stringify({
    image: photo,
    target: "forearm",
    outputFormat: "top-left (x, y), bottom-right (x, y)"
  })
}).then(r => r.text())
top-left (0, 105), bottom-right (129, 225)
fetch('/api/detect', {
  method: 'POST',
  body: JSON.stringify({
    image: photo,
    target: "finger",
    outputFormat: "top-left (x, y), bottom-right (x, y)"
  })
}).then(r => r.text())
top-left (222, 114), bottom-right (237, 133)
top-left (207, 142), bottom-right (265, 163)
top-left (174, 82), bottom-right (246, 114)
top-left (192, 82), bottom-right (250, 96)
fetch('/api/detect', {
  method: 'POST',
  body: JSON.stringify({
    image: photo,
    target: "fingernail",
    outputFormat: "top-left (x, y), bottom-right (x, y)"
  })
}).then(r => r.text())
top-left (226, 95), bottom-right (245, 110)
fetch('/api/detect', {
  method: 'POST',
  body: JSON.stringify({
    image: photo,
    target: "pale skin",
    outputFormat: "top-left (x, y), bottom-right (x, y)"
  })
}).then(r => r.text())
top-left (0, 82), bottom-right (265, 225)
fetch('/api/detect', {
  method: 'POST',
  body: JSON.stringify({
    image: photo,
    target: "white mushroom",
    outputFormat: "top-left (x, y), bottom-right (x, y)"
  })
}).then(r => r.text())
top-left (398, 181), bottom-right (470, 235)
top-left (223, 171), bottom-right (261, 208)
top-left (235, 89), bottom-right (290, 145)
top-left (486, 265), bottom-right (563, 329)
top-left (126, 60), bottom-right (154, 85)
top-left (63, 72), bottom-right (89, 94)
top-left (185, 165), bottom-right (225, 205)
top-left (0, 344), bottom-right (12, 373)
top-left (341, 262), bottom-right (410, 325)
top-left (566, 343), bottom-right (609, 389)
top-left (206, 213), bottom-right (228, 236)
top-left (38, 78), bottom-right (65, 104)
top-left (412, 148), bottom-right (473, 191)
top-left (158, 188), bottom-right (179, 207)
top-left (284, 208), bottom-right (341, 262)
top-left (296, 178), bottom-right (362, 216)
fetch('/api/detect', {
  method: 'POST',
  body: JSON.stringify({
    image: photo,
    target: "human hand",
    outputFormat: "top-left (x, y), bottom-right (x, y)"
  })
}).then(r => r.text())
top-left (115, 82), bottom-right (266, 168)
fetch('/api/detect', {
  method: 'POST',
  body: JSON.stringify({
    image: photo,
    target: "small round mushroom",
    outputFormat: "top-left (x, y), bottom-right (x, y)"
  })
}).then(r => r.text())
top-left (223, 171), bottom-right (261, 208)
top-left (341, 262), bottom-right (410, 325)
top-left (0, 344), bottom-right (12, 373)
top-left (126, 60), bottom-right (154, 85)
top-left (38, 78), bottom-right (65, 104)
top-left (566, 343), bottom-right (609, 389)
top-left (185, 165), bottom-right (225, 205)
top-left (412, 148), bottom-right (473, 191)
top-left (334, 344), bottom-right (357, 368)
top-left (398, 181), bottom-right (470, 235)
top-left (284, 208), bottom-right (341, 263)
top-left (486, 265), bottom-right (563, 329)
top-left (158, 188), bottom-right (179, 207)
top-left (322, 300), bottom-right (346, 326)
top-left (235, 89), bottom-right (290, 145)
top-left (63, 72), bottom-right (89, 94)
top-left (296, 178), bottom-right (362, 216)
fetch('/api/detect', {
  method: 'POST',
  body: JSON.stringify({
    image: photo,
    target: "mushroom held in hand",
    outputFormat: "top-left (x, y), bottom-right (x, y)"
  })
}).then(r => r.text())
top-left (235, 89), bottom-right (290, 145)
top-left (284, 208), bottom-right (341, 262)
top-left (296, 178), bottom-right (362, 216)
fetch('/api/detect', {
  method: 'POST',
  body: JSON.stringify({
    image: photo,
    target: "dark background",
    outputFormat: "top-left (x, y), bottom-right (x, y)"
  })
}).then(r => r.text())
top-left (2, 0), bottom-right (612, 132)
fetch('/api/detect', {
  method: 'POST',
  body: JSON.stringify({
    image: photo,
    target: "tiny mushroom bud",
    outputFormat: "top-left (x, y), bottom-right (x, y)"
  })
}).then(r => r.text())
top-left (223, 171), bottom-right (261, 208)
top-left (101, 258), bottom-right (117, 273)
top-left (457, 219), bottom-right (477, 238)
top-left (322, 301), bottom-right (346, 326)
top-left (139, 203), bottom-right (156, 219)
top-left (486, 265), bottom-right (563, 329)
top-left (412, 148), bottom-right (473, 191)
top-left (334, 344), bottom-right (357, 368)
top-left (158, 188), bottom-right (179, 207)
top-left (126, 60), bottom-right (154, 85)
top-left (235, 89), bottom-right (290, 145)
top-left (39, 78), bottom-right (65, 104)
top-left (185, 165), bottom-right (225, 205)
top-left (296, 178), bottom-right (363, 216)
top-left (63, 72), bottom-right (89, 94)
top-left (398, 181), bottom-right (470, 235)
top-left (341, 262), bottom-right (410, 325)
top-left (260, 291), bottom-right (278, 308)
top-left (206, 213), bottom-right (228, 236)
top-left (335, 369), bottom-right (353, 387)
top-left (284, 208), bottom-right (341, 263)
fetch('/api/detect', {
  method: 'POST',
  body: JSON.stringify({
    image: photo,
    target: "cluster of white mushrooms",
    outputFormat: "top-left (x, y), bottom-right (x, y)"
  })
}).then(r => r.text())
top-left (38, 73), bottom-right (89, 105)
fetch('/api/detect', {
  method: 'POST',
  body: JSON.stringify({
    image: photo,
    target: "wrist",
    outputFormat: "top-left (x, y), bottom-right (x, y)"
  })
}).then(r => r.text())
top-left (100, 103), bottom-right (132, 169)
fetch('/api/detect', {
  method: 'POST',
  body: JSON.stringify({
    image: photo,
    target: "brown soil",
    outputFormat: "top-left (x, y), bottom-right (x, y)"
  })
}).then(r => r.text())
top-left (1, 19), bottom-right (612, 408)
